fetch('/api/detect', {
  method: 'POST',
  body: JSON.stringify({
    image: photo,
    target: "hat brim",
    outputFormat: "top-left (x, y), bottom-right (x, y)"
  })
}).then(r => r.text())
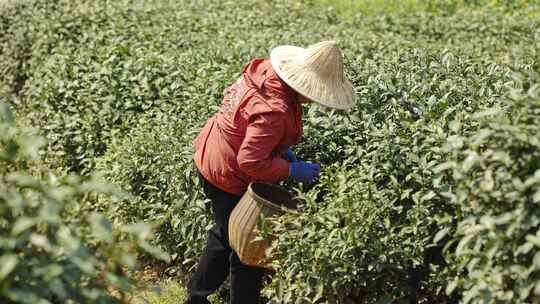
top-left (270, 45), bottom-right (355, 110)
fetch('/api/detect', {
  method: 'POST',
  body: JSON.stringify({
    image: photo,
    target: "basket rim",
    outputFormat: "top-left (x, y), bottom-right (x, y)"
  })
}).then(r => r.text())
top-left (247, 182), bottom-right (296, 213)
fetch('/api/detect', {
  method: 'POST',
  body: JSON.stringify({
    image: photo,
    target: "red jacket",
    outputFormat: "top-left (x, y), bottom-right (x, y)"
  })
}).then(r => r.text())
top-left (193, 58), bottom-right (303, 195)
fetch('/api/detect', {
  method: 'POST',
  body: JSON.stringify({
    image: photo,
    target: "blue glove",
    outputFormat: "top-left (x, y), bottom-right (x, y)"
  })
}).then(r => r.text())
top-left (289, 161), bottom-right (320, 184)
top-left (283, 149), bottom-right (297, 162)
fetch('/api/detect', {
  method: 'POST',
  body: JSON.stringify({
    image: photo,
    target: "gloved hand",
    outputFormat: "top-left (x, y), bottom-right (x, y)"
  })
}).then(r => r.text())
top-left (283, 149), bottom-right (297, 162)
top-left (289, 161), bottom-right (320, 184)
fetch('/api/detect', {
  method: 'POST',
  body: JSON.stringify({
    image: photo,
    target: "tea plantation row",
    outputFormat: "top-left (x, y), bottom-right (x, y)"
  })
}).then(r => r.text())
top-left (1, 0), bottom-right (539, 303)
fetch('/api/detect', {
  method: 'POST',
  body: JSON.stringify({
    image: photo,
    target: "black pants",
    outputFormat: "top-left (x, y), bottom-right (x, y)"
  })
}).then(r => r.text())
top-left (185, 172), bottom-right (266, 304)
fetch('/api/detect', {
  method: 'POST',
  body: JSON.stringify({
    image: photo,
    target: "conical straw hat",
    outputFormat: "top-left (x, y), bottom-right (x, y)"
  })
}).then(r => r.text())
top-left (270, 40), bottom-right (355, 110)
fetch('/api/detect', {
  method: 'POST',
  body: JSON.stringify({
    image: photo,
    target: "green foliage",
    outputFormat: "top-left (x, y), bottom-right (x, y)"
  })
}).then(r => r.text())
top-left (141, 278), bottom-right (221, 304)
top-left (95, 110), bottom-right (213, 273)
top-left (267, 68), bottom-right (540, 304)
top-left (308, 0), bottom-right (540, 16)
top-left (1, 0), bottom-right (308, 174)
top-left (142, 279), bottom-right (189, 304)
top-left (440, 70), bottom-right (540, 303)
top-left (1, 0), bottom-right (540, 303)
top-left (266, 47), bottom-right (506, 302)
top-left (0, 103), bottom-right (168, 303)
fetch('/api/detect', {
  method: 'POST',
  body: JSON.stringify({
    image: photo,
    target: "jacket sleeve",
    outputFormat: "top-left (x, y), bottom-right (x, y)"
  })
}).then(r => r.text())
top-left (236, 112), bottom-right (290, 182)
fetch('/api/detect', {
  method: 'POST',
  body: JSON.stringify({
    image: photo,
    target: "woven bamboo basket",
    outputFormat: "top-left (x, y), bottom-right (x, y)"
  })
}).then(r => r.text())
top-left (228, 182), bottom-right (297, 269)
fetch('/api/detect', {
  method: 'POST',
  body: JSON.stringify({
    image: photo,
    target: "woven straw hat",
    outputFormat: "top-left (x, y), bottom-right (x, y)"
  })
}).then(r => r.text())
top-left (270, 40), bottom-right (355, 110)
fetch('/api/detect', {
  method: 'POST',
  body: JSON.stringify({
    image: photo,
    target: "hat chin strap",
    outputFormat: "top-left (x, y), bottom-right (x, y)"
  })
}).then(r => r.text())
top-left (297, 94), bottom-right (312, 104)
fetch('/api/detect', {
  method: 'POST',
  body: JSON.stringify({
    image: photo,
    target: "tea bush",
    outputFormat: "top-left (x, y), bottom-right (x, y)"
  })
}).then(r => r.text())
top-left (0, 103), bottom-right (168, 303)
top-left (266, 45), bottom-right (519, 302)
top-left (95, 109), bottom-right (212, 271)
top-left (1, 0), bottom-right (315, 174)
top-left (441, 70), bottom-right (540, 303)
top-left (2, 0), bottom-right (540, 303)
top-left (311, 0), bottom-right (540, 16)
top-left (267, 67), bottom-right (540, 303)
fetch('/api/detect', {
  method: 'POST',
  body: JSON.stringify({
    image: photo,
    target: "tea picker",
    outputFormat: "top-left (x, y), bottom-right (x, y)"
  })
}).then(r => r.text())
top-left (186, 40), bottom-right (355, 304)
